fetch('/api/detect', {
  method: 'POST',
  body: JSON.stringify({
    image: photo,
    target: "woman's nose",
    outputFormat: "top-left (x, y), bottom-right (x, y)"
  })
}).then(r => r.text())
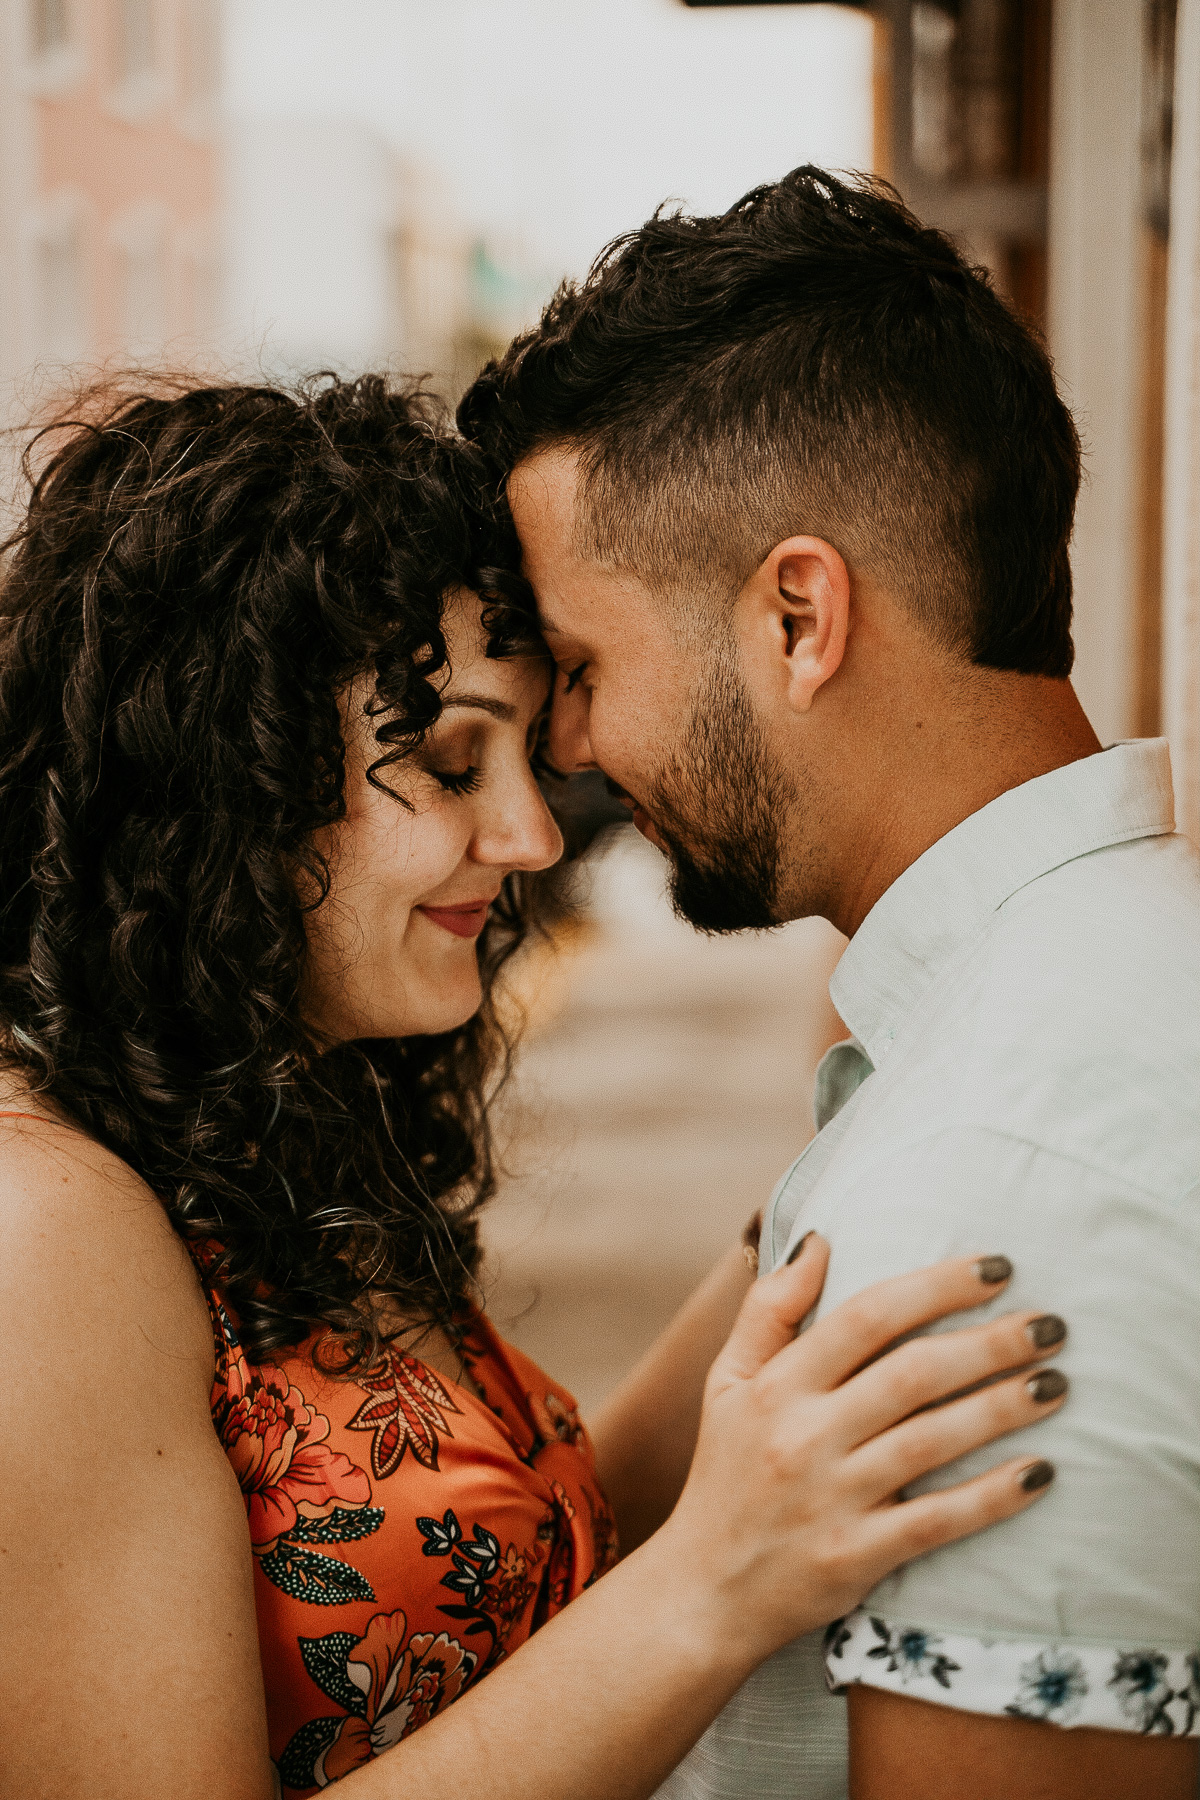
top-left (473, 774), bottom-right (564, 874)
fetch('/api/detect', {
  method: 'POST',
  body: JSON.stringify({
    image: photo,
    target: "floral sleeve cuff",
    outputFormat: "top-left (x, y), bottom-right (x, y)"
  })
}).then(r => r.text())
top-left (824, 1607), bottom-right (1200, 1736)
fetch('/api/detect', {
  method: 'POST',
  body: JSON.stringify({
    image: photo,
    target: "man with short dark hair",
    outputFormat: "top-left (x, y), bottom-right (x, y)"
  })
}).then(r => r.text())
top-left (461, 169), bottom-right (1200, 1799)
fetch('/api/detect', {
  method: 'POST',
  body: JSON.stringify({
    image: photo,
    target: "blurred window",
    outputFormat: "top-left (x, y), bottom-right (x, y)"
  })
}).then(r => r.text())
top-left (114, 225), bottom-right (167, 352)
top-left (182, 0), bottom-right (221, 111)
top-left (31, 0), bottom-right (69, 55)
top-left (1142, 0), bottom-right (1178, 241)
top-left (911, 3), bottom-right (958, 181)
top-left (36, 223), bottom-right (86, 363)
top-left (114, 0), bottom-right (155, 83)
top-left (180, 241), bottom-right (219, 343)
top-left (910, 0), bottom-right (1022, 183)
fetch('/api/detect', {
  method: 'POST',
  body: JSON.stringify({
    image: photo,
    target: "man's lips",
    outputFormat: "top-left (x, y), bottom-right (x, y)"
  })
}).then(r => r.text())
top-left (416, 901), bottom-right (493, 939)
top-left (610, 782), bottom-right (666, 852)
top-left (630, 804), bottom-right (665, 850)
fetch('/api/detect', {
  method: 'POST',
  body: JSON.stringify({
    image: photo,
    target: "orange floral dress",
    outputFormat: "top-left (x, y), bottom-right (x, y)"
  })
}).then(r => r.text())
top-left (194, 1260), bottom-right (619, 1794)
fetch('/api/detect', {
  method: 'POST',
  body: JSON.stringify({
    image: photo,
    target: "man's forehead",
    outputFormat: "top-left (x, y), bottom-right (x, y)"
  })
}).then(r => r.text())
top-left (510, 448), bottom-right (660, 638)
top-left (509, 446), bottom-right (581, 529)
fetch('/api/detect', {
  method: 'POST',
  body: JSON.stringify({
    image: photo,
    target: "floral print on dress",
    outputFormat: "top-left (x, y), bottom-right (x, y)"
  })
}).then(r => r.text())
top-left (277, 1610), bottom-right (478, 1789)
top-left (210, 1306), bottom-right (384, 1606)
top-left (418, 1505), bottom-right (549, 1663)
top-left (826, 1607), bottom-right (1200, 1737)
top-left (193, 1255), bottom-right (616, 1795)
top-left (527, 1387), bottom-right (588, 1450)
top-left (346, 1348), bottom-right (462, 1478)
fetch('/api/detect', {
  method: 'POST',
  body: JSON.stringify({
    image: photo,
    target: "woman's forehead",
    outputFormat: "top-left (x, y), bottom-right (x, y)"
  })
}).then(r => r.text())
top-left (439, 592), bottom-right (551, 712)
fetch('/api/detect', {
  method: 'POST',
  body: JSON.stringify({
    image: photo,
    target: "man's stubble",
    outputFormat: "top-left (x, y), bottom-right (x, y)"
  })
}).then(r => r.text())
top-left (647, 647), bottom-right (803, 936)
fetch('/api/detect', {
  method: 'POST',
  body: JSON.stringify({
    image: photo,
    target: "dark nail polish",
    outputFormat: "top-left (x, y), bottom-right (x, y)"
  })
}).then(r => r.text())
top-left (1027, 1369), bottom-right (1068, 1404)
top-left (1021, 1459), bottom-right (1055, 1493)
top-left (1027, 1314), bottom-right (1067, 1350)
top-left (976, 1255), bottom-right (1012, 1285)
top-left (786, 1231), bottom-right (813, 1266)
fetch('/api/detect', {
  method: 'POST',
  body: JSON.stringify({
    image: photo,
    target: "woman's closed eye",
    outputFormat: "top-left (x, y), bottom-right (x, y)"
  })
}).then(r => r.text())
top-left (431, 765), bottom-right (483, 796)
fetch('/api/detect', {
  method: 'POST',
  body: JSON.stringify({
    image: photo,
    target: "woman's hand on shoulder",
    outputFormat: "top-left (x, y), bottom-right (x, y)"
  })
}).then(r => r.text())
top-left (660, 1236), bottom-right (1065, 1664)
top-left (0, 1117), bottom-right (274, 1800)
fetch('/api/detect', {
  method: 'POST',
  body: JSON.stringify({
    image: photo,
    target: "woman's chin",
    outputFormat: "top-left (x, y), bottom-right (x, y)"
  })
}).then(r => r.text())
top-left (384, 973), bottom-right (484, 1039)
top-left (306, 957), bottom-right (484, 1043)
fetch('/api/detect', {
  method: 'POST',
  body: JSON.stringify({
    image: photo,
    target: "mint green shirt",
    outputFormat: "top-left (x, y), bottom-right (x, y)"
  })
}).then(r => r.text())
top-left (658, 740), bottom-right (1200, 1798)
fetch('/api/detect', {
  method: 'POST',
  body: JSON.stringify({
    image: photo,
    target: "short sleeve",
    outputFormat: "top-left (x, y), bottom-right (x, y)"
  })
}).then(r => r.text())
top-left (792, 1125), bottom-right (1200, 1735)
top-left (824, 1612), bottom-right (1200, 1735)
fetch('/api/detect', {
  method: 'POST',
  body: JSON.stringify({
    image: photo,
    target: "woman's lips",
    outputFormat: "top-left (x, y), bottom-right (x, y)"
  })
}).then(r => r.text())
top-left (417, 902), bottom-right (491, 939)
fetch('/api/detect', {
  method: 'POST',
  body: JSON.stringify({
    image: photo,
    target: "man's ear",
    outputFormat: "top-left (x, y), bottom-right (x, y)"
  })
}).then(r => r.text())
top-left (736, 536), bottom-right (850, 713)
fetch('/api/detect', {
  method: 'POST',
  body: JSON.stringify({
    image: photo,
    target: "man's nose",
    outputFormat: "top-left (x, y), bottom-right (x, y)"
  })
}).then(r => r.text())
top-left (547, 686), bottom-right (597, 774)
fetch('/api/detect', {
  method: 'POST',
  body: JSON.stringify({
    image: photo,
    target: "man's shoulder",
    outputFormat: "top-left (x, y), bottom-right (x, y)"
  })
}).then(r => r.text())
top-left (1000, 826), bottom-right (1200, 944)
top-left (874, 832), bottom-right (1200, 1200)
top-left (976, 827), bottom-right (1200, 1050)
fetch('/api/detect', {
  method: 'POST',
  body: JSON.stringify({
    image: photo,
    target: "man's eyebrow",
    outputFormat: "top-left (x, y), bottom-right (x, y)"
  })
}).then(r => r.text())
top-left (439, 693), bottom-right (517, 722)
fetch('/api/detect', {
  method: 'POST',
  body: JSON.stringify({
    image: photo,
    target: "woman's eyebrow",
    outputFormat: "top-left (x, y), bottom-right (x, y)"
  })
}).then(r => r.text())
top-left (439, 694), bottom-right (517, 722)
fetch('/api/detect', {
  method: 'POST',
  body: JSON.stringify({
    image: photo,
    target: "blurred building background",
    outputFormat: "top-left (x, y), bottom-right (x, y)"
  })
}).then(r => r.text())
top-left (0, 0), bottom-right (220, 405)
top-left (1, 0), bottom-right (1199, 1407)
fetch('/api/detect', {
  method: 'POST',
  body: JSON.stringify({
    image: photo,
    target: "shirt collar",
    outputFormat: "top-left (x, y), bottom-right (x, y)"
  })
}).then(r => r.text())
top-left (829, 739), bottom-right (1176, 1066)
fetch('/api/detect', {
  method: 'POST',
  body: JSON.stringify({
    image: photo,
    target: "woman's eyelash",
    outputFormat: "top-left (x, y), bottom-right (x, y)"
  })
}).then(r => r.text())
top-left (563, 662), bottom-right (587, 693)
top-left (433, 766), bottom-right (483, 796)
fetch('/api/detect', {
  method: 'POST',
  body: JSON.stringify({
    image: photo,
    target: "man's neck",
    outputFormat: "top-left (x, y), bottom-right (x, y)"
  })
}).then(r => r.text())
top-left (820, 672), bottom-right (1103, 940)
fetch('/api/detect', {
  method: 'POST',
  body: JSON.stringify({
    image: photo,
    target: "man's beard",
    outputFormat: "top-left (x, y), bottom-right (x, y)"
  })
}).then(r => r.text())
top-left (647, 655), bottom-right (792, 935)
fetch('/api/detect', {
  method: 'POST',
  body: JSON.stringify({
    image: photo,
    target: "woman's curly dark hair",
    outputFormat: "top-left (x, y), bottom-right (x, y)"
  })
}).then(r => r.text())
top-left (0, 371), bottom-right (553, 1368)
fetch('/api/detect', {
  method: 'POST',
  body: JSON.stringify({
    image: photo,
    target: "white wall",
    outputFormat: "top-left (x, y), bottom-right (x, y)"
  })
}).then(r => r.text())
top-left (1162, 0), bottom-right (1200, 840)
top-left (222, 116), bottom-right (402, 380)
top-left (1047, 0), bottom-right (1146, 746)
top-left (222, 0), bottom-right (874, 292)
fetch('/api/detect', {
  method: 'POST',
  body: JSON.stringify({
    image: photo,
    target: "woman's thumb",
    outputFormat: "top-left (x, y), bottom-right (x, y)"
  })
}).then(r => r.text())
top-left (708, 1232), bottom-right (829, 1390)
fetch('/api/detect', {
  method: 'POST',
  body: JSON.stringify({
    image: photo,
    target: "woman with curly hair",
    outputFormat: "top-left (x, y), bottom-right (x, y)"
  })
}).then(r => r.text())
top-left (0, 375), bottom-right (1065, 1800)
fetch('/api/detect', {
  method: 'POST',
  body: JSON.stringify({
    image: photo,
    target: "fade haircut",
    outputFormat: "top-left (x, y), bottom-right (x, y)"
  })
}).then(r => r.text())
top-left (459, 167), bottom-right (1082, 677)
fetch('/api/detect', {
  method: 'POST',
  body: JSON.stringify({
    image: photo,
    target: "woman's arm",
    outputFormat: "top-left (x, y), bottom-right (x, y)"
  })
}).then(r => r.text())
top-left (3, 1122), bottom-right (1064, 1800)
top-left (589, 1234), bottom-right (755, 1550)
top-left (0, 1121), bottom-right (275, 1800)
top-left (347, 1241), bottom-right (1066, 1800)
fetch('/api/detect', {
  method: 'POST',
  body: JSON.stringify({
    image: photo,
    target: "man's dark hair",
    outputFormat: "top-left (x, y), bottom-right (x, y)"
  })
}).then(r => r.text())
top-left (460, 166), bottom-right (1082, 677)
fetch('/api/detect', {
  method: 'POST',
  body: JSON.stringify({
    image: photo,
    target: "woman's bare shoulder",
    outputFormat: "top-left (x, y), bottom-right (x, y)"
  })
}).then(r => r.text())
top-left (0, 1081), bottom-right (275, 1797)
top-left (0, 1079), bottom-right (213, 1391)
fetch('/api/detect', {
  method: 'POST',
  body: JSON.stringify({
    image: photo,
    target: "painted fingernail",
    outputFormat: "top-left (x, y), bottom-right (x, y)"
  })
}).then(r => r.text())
top-left (1021, 1459), bottom-right (1055, 1492)
top-left (1027, 1314), bottom-right (1067, 1349)
top-left (1027, 1369), bottom-right (1068, 1404)
top-left (786, 1231), bottom-right (813, 1266)
top-left (975, 1255), bottom-right (1012, 1284)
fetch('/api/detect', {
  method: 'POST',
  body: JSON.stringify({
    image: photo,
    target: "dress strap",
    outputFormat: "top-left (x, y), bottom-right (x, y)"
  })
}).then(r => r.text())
top-left (0, 1111), bottom-right (53, 1123)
